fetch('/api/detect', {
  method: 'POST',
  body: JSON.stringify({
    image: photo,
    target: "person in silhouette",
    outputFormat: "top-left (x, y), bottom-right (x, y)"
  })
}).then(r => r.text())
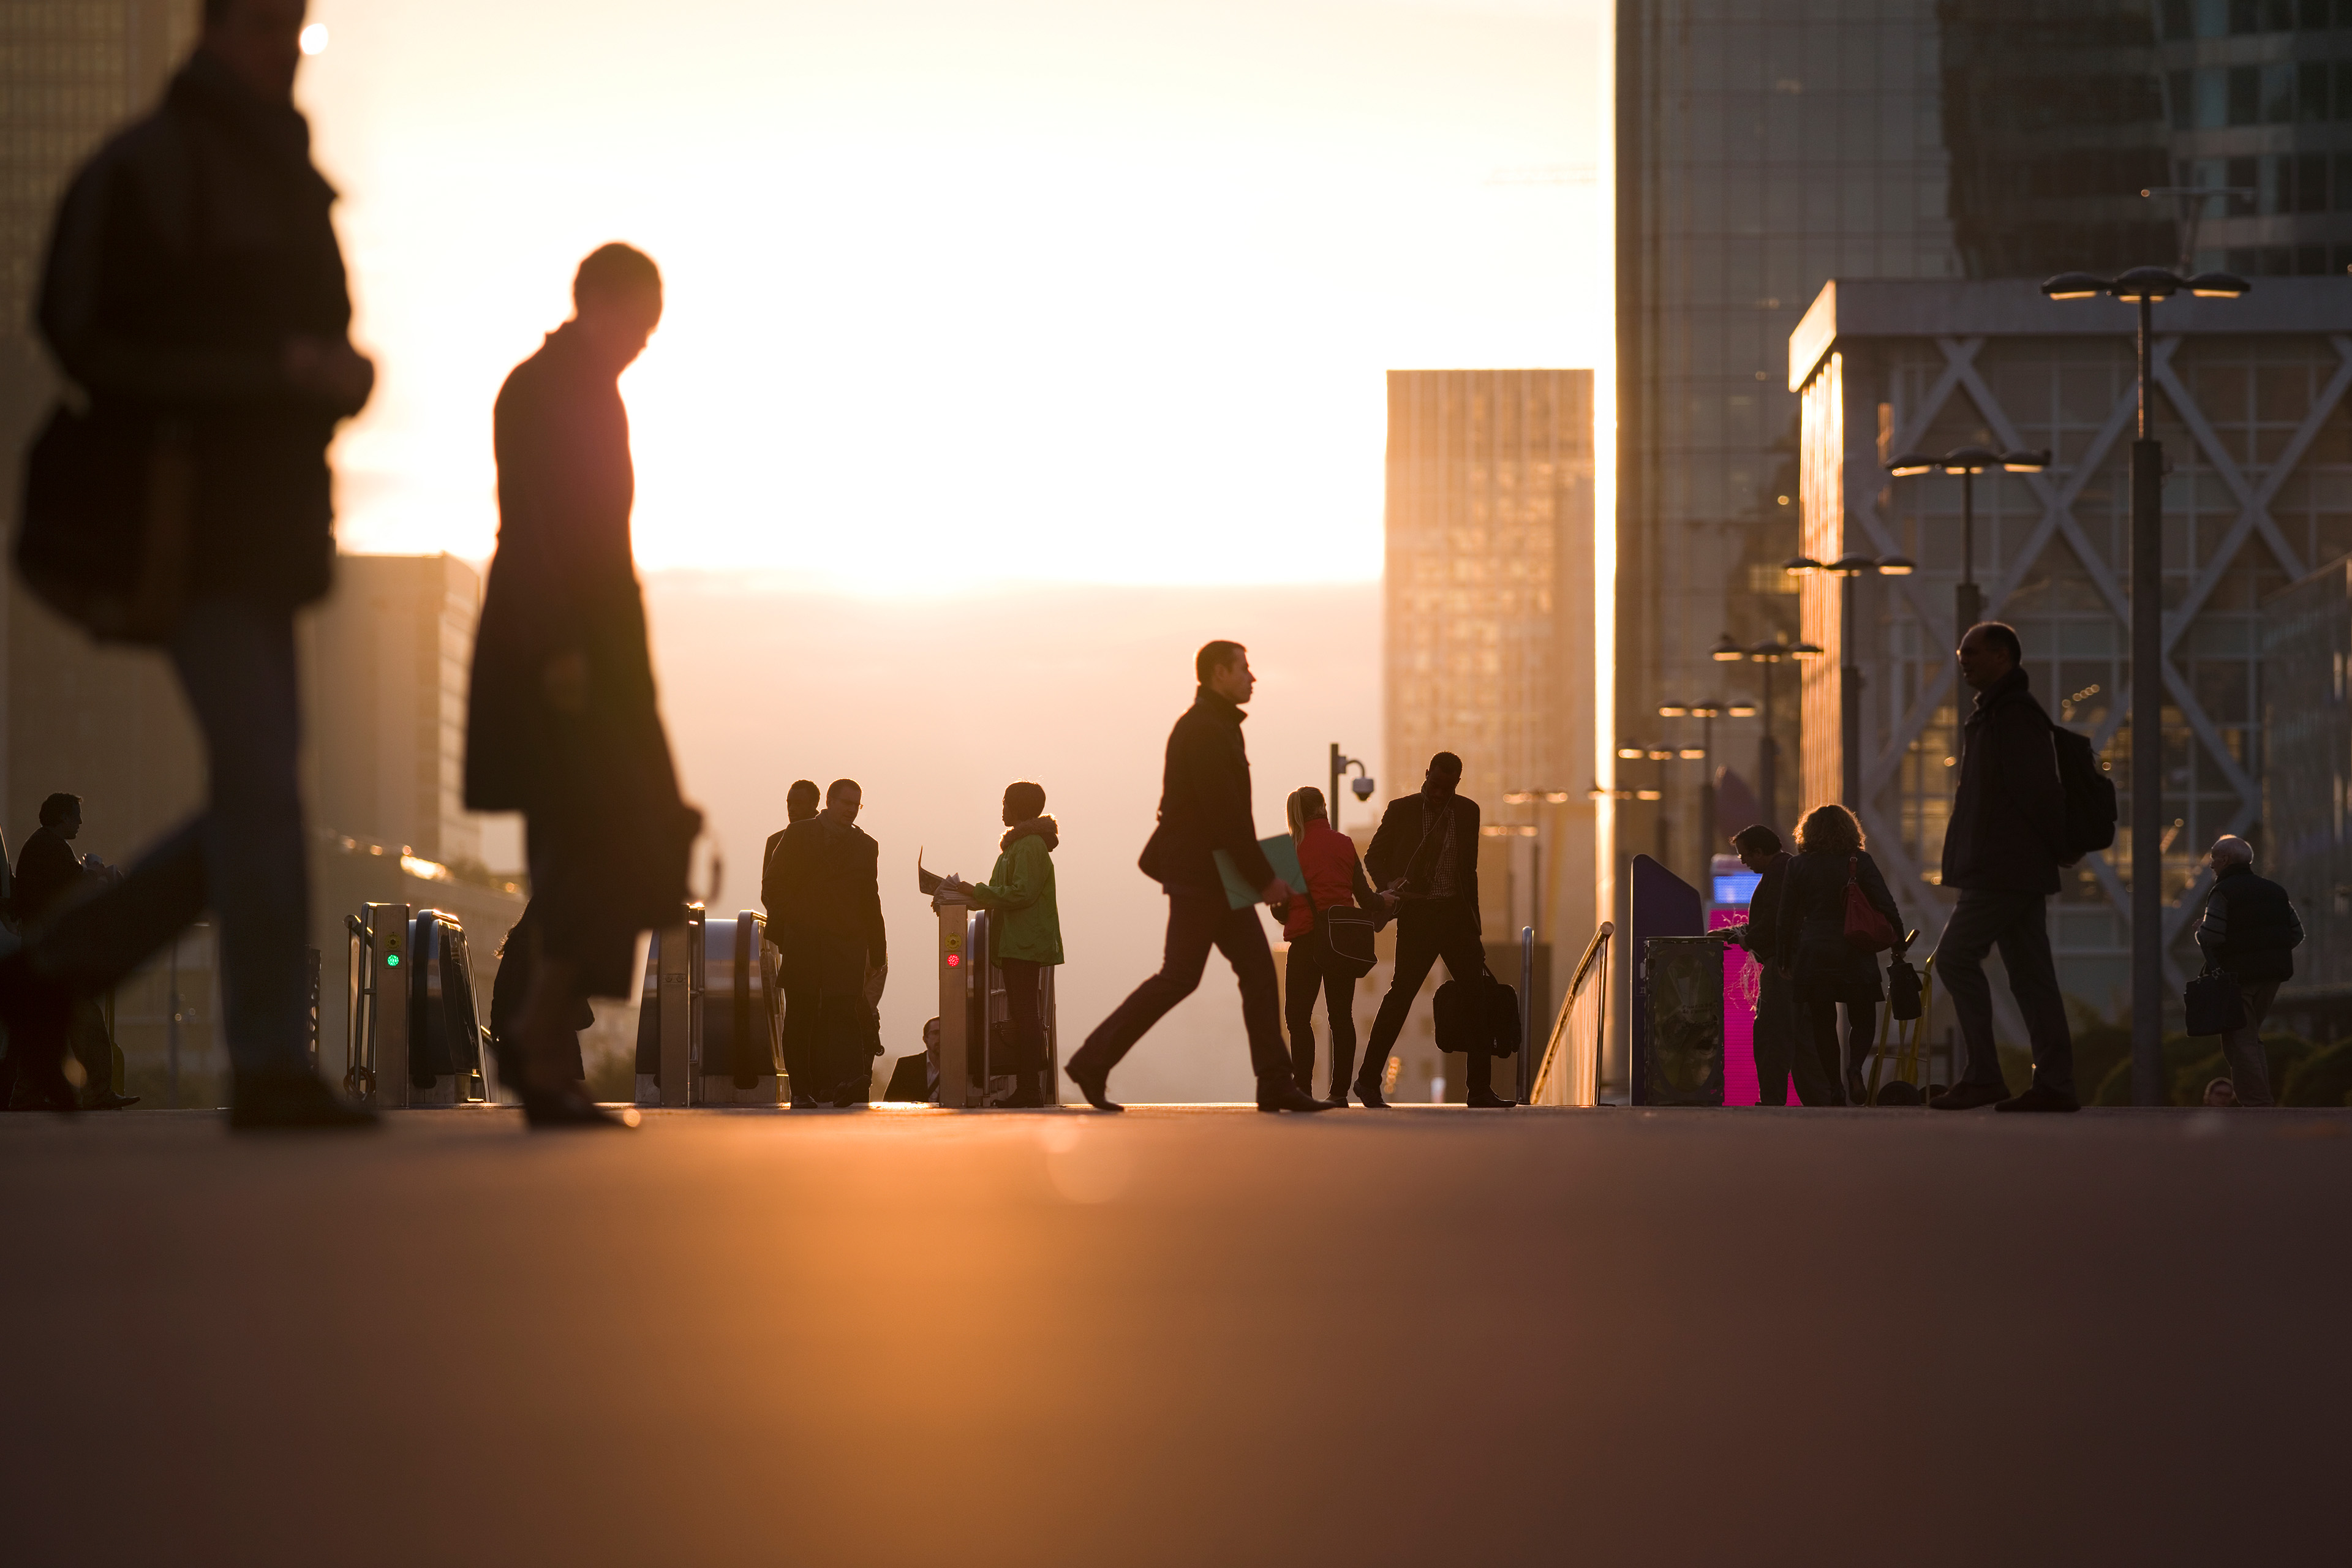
top-left (761, 778), bottom-right (824, 1105)
top-left (942, 781), bottom-right (1064, 1108)
top-left (2, 0), bottom-right (375, 1126)
top-left (488, 902), bottom-right (592, 1090)
top-left (1357, 753), bottom-right (1512, 1107)
top-left (1774, 804), bottom-right (1901, 1106)
top-left (1725, 823), bottom-right (1825, 1105)
top-left (465, 243), bottom-right (700, 1128)
top-left (764, 780), bottom-right (888, 1106)
top-left (1065, 642), bottom-right (1330, 1113)
top-left (1281, 785), bottom-right (1382, 1104)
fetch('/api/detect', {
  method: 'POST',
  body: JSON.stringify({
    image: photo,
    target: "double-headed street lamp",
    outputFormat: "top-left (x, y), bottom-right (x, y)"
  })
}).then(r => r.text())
top-left (1784, 551), bottom-right (1914, 805)
top-left (1615, 743), bottom-right (1697, 866)
top-left (1711, 635), bottom-right (1824, 832)
top-left (2040, 263), bottom-right (2248, 1106)
top-left (1886, 445), bottom-right (2049, 640)
top-left (1657, 699), bottom-right (1755, 883)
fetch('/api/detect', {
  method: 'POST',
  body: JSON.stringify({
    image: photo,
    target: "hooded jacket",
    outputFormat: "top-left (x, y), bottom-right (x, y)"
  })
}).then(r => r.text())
top-left (970, 816), bottom-right (1063, 965)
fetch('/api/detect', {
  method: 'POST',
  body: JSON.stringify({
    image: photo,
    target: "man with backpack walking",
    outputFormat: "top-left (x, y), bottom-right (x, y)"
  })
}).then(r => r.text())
top-left (2194, 834), bottom-right (2303, 1107)
top-left (1930, 622), bottom-right (2082, 1112)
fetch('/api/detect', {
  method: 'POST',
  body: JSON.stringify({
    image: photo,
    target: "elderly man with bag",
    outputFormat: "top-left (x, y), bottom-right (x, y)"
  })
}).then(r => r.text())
top-left (2192, 835), bottom-right (2303, 1107)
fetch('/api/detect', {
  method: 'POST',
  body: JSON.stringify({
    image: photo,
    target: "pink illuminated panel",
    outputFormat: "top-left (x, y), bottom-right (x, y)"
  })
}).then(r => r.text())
top-left (1709, 854), bottom-right (1763, 1107)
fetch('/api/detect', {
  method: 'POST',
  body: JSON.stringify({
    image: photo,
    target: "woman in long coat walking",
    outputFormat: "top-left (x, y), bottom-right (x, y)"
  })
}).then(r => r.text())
top-left (466, 243), bottom-right (699, 1127)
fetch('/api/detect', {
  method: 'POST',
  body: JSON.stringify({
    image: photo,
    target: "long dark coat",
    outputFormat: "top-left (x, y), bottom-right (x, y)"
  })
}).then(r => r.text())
top-left (464, 323), bottom-right (696, 935)
top-left (1136, 687), bottom-right (1274, 896)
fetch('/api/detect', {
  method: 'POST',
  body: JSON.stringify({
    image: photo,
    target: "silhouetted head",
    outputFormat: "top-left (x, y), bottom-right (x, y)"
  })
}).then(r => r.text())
top-left (1958, 621), bottom-right (2021, 692)
top-left (1796, 804), bottom-right (1863, 856)
top-left (1730, 823), bottom-right (1781, 872)
top-left (39, 792), bottom-right (82, 839)
top-left (786, 779), bottom-right (820, 823)
top-left (1286, 786), bottom-right (1329, 843)
top-left (1422, 752), bottom-right (1463, 801)
top-left (2209, 834), bottom-right (2253, 874)
top-left (202, 0), bottom-right (306, 104)
top-left (1197, 641), bottom-right (1253, 704)
top-left (1002, 781), bottom-right (1047, 827)
top-left (571, 243), bottom-right (663, 371)
top-left (824, 778), bottom-right (862, 827)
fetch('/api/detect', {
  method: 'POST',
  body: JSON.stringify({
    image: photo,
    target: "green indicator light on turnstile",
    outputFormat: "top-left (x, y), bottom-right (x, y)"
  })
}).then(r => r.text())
top-left (385, 954), bottom-right (401, 967)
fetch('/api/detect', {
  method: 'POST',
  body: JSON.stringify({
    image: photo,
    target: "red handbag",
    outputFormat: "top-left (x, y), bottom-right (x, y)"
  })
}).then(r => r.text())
top-left (1842, 855), bottom-right (1896, 952)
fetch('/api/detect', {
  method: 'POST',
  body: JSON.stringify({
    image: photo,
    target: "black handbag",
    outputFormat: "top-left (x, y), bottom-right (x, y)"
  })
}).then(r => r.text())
top-left (1298, 875), bottom-right (1377, 981)
top-left (1885, 928), bottom-right (1923, 1022)
top-left (1434, 973), bottom-right (1520, 1058)
top-left (17, 402), bottom-right (194, 644)
top-left (2184, 969), bottom-right (2246, 1037)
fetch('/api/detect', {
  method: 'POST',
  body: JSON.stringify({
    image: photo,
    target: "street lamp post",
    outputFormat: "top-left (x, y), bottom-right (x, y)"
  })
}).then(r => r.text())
top-left (1712, 635), bottom-right (1824, 832)
top-left (1615, 744), bottom-right (1684, 865)
top-left (1887, 445), bottom-right (2050, 641)
top-left (1784, 551), bottom-right (1914, 805)
top-left (1659, 700), bottom-right (1755, 880)
top-left (2041, 264), bottom-right (2248, 1105)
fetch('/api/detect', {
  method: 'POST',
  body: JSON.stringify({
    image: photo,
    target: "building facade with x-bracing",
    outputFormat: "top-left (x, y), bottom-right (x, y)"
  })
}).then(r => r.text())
top-left (1790, 276), bottom-right (2352, 1023)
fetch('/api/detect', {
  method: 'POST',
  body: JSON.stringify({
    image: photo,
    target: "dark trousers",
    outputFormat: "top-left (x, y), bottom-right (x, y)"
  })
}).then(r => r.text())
top-left (815, 990), bottom-right (881, 1106)
top-left (17, 599), bottom-right (309, 1082)
top-left (1072, 891), bottom-right (1290, 1086)
top-left (1362, 897), bottom-right (1498, 1098)
top-left (1751, 966), bottom-right (1833, 1106)
top-left (2217, 976), bottom-right (2279, 1107)
top-left (1803, 999), bottom-right (1880, 1104)
top-left (1000, 957), bottom-right (1047, 1077)
top-left (1933, 888), bottom-right (2075, 1096)
top-left (1284, 934), bottom-right (1358, 1096)
top-left (777, 968), bottom-right (823, 1104)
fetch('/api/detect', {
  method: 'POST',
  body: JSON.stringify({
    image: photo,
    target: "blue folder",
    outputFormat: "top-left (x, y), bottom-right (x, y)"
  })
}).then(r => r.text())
top-left (1212, 835), bottom-right (1304, 911)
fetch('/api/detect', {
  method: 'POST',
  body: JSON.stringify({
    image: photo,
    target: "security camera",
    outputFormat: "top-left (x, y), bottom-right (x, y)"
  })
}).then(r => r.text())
top-left (1351, 775), bottom-right (1376, 801)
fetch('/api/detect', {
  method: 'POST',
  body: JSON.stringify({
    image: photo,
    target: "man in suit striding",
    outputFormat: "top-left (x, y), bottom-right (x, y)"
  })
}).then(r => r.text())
top-left (1356, 752), bottom-right (1513, 1108)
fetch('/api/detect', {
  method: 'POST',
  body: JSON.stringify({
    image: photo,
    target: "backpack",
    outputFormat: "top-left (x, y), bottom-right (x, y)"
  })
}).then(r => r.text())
top-left (2049, 722), bottom-right (2117, 859)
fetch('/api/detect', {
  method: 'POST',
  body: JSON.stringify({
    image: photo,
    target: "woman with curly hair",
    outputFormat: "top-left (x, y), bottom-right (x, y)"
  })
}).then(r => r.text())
top-left (1773, 804), bottom-right (1903, 1106)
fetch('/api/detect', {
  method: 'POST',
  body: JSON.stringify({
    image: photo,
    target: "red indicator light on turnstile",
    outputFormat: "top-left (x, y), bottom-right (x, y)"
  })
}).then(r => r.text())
top-left (946, 954), bottom-right (960, 967)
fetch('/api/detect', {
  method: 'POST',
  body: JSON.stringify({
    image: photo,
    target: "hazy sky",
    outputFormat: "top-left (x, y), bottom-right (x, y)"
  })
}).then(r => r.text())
top-left (299, 0), bottom-right (1610, 588)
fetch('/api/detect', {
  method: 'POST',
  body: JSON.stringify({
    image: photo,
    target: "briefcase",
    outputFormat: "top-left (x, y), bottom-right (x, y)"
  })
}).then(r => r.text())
top-left (1434, 974), bottom-right (1520, 1058)
top-left (2184, 970), bottom-right (2245, 1038)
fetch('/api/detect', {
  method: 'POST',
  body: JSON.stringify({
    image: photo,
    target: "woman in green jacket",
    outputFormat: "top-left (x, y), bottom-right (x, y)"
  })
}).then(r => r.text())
top-left (946, 780), bottom-right (1063, 1106)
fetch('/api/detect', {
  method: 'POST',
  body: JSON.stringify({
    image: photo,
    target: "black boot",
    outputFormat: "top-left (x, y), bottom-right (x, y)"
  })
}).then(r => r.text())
top-left (1066, 1056), bottom-right (1123, 1112)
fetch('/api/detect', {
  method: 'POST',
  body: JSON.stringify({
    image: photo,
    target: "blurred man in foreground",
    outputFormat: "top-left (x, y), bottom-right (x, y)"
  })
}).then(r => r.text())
top-left (2, 0), bottom-right (372, 1125)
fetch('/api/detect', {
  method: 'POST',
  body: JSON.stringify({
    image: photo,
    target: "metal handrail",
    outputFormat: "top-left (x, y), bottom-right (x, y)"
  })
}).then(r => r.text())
top-left (1529, 920), bottom-right (1613, 1107)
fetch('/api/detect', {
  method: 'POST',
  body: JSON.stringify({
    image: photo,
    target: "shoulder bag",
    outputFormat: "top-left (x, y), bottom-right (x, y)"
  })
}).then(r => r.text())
top-left (1842, 854), bottom-right (1897, 953)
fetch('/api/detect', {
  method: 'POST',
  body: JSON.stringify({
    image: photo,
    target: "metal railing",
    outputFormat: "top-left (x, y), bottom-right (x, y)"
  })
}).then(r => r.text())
top-left (1528, 921), bottom-right (1613, 1107)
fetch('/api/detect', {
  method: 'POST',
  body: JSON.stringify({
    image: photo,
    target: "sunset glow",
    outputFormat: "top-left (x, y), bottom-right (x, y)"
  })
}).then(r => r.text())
top-left (299, 0), bottom-right (1610, 589)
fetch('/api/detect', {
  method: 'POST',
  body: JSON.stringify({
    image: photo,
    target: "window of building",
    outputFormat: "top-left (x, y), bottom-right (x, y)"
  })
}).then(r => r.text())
top-left (2299, 151), bottom-right (2332, 211)
top-left (2302, 60), bottom-right (2334, 121)
top-left (2264, 61), bottom-right (2297, 123)
top-left (2228, 64), bottom-right (2261, 125)
top-left (2229, 155), bottom-right (2261, 214)
top-left (2305, 0), bottom-right (2336, 27)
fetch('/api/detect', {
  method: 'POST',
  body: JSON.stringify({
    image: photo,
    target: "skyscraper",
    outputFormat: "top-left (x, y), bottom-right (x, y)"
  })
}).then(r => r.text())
top-left (1383, 368), bottom-right (1600, 1036)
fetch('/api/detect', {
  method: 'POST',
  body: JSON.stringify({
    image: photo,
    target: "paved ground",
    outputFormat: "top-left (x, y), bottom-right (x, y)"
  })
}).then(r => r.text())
top-left (2, 1102), bottom-right (2346, 1566)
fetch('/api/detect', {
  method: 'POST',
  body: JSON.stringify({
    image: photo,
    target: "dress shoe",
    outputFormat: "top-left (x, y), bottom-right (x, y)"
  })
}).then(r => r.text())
top-left (999, 1073), bottom-right (1045, 1109)
top-left (1322, 1085), bottom-right (1349, 1108)
top-left (1928, 1082), bottom-right (2009, 1111)
top-left (1352, 1072), bottom-right (1390, 1109)
top-left (1065, 1058), bottom-right (1123, 1112)
top-left (81, 1091), bottom-right (139, 1110)
top-left (1467, 1087), bottom-right (1517, 1109)
top-left (1845, 1070), bottom-right (1870, 1106)
top-left (228, 1070), bottom-right (377, 1131)
top-left (1995, 1084), bottom-right (2081, 1114)
top-left (518, 1082), bottom-right (636, 1129)
top-left (1257, 1081), bottom-right (1340, 1113)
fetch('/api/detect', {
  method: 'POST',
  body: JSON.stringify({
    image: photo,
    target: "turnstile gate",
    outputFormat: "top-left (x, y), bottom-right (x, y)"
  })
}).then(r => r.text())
top-left (932, 889), bottom-right (1059, 1108)
top-left (633, 905), bottom-right (784, 1107)
top-left (344, 902), bottom-right (494, 1108)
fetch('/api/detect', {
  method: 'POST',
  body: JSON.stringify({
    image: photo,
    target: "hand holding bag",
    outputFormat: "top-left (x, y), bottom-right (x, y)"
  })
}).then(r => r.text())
top-left (2184, 968), bottom-right (2247, 1037)
top-left (1842, 854), bottom-right (1897, 953)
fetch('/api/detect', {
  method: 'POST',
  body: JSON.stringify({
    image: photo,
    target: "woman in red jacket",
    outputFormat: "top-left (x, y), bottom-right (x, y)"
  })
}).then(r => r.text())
top-left (1284, 786), bottom-right (1387, 1104)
